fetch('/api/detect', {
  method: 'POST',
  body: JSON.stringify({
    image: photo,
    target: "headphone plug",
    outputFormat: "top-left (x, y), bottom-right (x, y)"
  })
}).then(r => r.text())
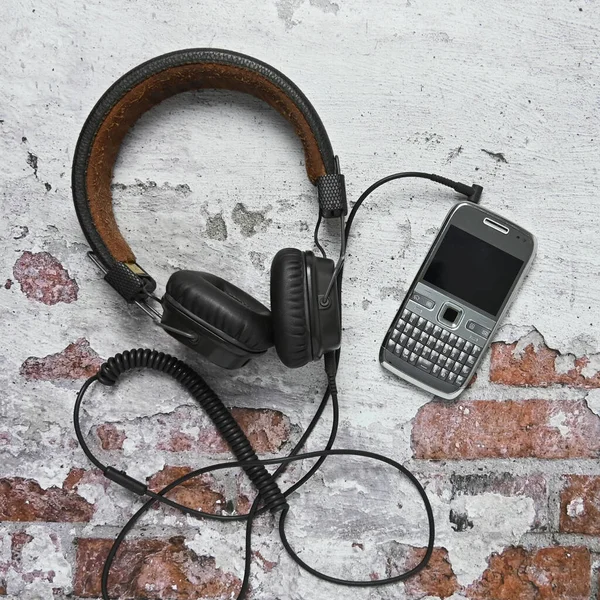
top-left (324, 351), bottom-right (337, 378)
top-left (468, 184), bottom-right (483, 204)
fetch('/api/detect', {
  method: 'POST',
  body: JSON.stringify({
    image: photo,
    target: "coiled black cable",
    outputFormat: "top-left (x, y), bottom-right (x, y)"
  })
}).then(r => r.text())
top-left (74, 358), bottom-right (434, 600)
top-left (96, 348), bottom-right (287, 514)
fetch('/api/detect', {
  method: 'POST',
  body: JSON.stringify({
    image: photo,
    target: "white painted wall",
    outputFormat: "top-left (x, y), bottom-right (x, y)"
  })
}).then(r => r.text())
top-left (1, 0), bottom-right (599, 597)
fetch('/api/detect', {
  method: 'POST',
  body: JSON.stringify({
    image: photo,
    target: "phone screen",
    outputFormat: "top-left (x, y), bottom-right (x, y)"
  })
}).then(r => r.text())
top-left (423, 225), bottom-right (524, 316)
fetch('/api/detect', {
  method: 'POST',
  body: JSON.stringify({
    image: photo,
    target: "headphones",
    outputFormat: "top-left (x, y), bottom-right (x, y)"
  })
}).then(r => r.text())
top-left (72, 49), bottom-right (347, 370)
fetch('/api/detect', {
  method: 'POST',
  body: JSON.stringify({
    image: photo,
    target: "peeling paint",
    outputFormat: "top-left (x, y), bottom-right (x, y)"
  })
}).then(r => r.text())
top-left (512, 329), bottom-right (545, 359)
top-left (566, 497), bottom-right (585, 518)
top-left (231, 203), bottom-right (272, 237)
top-left (205, 212), bottom-right (228, 241)
top-left (20, 339), bottom-right (102, 381)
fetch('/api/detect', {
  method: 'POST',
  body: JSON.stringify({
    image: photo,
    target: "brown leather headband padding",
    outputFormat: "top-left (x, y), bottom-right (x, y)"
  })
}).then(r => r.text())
top-left (86, 63), bottom-right (329, 263)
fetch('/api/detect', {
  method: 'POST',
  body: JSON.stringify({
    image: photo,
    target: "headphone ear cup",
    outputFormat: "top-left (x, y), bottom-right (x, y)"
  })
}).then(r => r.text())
top-left (161, 271), bottom-right (273, 368)
top-left (270, 248), bottom-right (313, 368)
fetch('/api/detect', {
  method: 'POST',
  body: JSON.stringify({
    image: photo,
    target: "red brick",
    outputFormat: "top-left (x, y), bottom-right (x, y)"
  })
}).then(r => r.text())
top-left (0, 477), bottom-right (93, 522)
top-left (96, 423), bottom-right (127, 450)
top-left (229, 407), bottom-right (290, 453)
top-left (412, 400), bottom-right (600, 459)
top-left (13, 251), bottom-right (78, 305)
top-left (466, 546), bottom-right (590, 600)
top-left (63, 468), bottom-right (87, 491)
top-left (252, 550), bottom-right (277, 573)
top-left (20, 338), bottom-right (102, 381)
top-left (491, 336), bottom-right (600, 388)
top-left (74, 537), bottom-right (241, 598)
top-left (560, 475), bottom-right (600, 535)
top-left (150, 406), bottom-right (291, 454)
top-left (396, 547), bottom-right (459, 599)
top-left (147, 466), bottom-right (225, 514)
top-left (11, 532), bottom-right (33, 562)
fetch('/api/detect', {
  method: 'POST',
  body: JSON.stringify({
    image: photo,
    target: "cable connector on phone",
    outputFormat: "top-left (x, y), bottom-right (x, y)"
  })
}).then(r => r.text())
top-left (427, 175), bottom-right (483, 204)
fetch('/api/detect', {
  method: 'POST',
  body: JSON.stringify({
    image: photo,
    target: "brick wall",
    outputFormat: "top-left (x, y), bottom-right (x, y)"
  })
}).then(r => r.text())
top-left (3, 0), bottom-right (600, 597)
top-left (4, 326), bottom-right (600, 598)
top-left (406, 330), bottom-right (600, 599)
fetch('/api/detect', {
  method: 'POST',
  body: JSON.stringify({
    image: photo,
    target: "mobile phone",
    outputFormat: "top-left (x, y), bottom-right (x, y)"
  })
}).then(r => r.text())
top-left (379, 201), bottom-right (536, 399)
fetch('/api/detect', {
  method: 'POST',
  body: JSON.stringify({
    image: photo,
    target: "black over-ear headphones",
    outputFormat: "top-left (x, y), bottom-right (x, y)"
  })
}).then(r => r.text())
top-left (72, 49), bottom-right (347, 369)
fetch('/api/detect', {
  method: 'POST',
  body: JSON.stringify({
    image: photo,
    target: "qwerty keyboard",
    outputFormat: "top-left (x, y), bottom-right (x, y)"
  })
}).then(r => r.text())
top-left (385, 308), bottom-right (482, 387)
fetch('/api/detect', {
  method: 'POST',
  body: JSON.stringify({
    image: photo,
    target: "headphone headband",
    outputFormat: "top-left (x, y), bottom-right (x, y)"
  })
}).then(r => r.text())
top-left (72, 49), bottom-right (346, 301)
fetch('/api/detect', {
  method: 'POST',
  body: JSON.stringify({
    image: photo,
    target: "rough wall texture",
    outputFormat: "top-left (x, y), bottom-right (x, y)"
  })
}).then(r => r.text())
top-left (1, 0), bottom-right (600, 598)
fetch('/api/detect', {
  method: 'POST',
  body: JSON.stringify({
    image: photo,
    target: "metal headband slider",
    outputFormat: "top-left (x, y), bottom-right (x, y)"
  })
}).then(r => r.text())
top-left (317, 173), bottom-right (347, 219)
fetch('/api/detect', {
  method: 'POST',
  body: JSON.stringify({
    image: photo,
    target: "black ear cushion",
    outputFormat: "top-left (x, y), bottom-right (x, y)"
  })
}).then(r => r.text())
top-left (165, 271), bottom-right (273, 352)
top-left (270, 248), bottom-right (312, 368)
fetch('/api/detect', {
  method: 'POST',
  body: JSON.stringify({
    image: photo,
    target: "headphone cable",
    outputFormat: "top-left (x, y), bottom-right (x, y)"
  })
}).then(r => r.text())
top-left (74, 171), bottom-right (481, 599)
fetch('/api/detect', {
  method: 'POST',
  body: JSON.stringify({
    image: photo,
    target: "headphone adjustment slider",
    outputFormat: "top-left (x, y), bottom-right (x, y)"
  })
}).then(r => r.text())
top-left (317, 173), bottom-right (347, 219)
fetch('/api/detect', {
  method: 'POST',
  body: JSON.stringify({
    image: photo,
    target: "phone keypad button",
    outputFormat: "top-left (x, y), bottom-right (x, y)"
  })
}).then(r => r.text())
top-left (416, 357), bottom-right (433, 373)
top-left (466, 320), bottom-right (491, 338)
top-left (385, 308), bottom-right (485, 388)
